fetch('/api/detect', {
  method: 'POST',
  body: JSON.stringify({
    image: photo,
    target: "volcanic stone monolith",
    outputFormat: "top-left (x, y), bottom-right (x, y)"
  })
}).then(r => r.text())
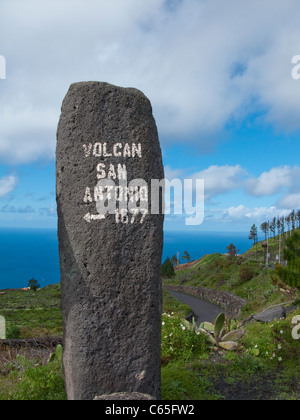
top-left (56, 82), bottom-right (164, 401)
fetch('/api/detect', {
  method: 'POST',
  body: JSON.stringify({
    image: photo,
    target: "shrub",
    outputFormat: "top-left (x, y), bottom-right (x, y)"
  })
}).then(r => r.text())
top-left (161, 258), bottom-right (176, 279)
top-left (216, 273), bottom-right (225, 287)
top-left (226, 243), bottom-right (238, 258)
top-left (28, 278), bottom-right (40, 292)
top-left (241, 311), bottom-right (300, 363)
top-left (239, 266), bottom-right (255, 283)
top-left (6, 325), bottom-right (21, 339)
top-left (280, 232), bottom-right (300, 289)
top-left (7, 346), bottom-right (66, 401)
top-left (161, 312), bottom-right (208, 363)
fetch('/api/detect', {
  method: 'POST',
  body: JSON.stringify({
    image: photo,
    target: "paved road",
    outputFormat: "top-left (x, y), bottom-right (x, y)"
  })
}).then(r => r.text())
top-left (169, 290), bottom-right (223, 326)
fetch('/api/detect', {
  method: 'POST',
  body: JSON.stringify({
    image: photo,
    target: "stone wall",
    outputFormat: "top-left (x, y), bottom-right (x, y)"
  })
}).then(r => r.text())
top-left (164, 285), bottom-right (247, 318)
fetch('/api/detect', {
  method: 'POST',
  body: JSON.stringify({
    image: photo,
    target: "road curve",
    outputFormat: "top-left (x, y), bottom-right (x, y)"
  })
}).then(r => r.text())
top-left (169, 290), bottom-right (223, 326)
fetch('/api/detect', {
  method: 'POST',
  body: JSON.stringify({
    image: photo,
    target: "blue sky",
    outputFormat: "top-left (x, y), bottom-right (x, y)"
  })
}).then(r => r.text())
top-left (0, 0), bottom-right (300, 233)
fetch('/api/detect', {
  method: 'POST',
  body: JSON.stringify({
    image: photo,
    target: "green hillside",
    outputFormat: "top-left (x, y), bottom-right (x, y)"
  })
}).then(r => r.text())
top-left (0, 284), bottom-right (62, 339)
top-left (164, 236), bottom-right (298, 318)
top-left (244, 235), bottom-right (287, 264)
top-left (0, 233), bottom-right (299, 400)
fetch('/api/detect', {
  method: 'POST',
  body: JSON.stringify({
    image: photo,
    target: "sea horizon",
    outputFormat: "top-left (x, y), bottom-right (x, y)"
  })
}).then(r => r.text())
top-left (0, 227), bottom-right (251, 290)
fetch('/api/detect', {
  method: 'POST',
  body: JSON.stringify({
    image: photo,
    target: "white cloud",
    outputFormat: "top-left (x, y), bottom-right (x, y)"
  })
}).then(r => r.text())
top-left (246, 166), bottom-right (300, 211)
top-left (278, 193), bottom-right (300, 209)
top-left (191, 165), bottom-right (247, 200)
top-left (1, 0), bottom-right (300, 163)
top-left (164, 165), bottom-right (185, 180)
top-left (39, 203), bottom-right (57, 217)
top-left (211, 205), bottom-right (291, 224)
top-left (0, 204), bottom-right (34, 213)
top-left (166, 163), bottom-right (300, 210)
top-left (0, 101), bottom-right (57, 163)
top-left (246, 166), bottom-right (300, 197)
top-left (0, 175), bottom-right (18, 197)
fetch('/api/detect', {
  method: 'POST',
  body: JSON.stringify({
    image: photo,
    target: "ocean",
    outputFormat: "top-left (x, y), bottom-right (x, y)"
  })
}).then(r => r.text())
top-left (163, 230), bottom-right (250, 262)
top-left (0, 228), bottom-right (60, 290)
top-left (0, 228), bottom-right (250, 290)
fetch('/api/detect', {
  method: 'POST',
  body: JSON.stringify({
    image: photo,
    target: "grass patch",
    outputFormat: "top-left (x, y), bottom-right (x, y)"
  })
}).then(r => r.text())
top-left (163, 251), bottom-right (298, 318)
top-left (0, 346), bottom-right (66, 401)
top-left (0, 284), bottom-right (62, 338)
top-left (162, 289), bottom-right (191, 316)
top-left (161, 312), bottom-right (208, 364)
top-left (241, 309), bottom-right (300, 362)
top-left (161, 362), bottom-right (220, 400)
top-left (0, 279), bottom-right (299, 400)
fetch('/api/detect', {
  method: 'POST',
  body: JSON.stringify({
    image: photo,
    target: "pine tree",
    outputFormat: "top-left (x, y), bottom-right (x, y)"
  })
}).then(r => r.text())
top-left (297, 210), bottom-right (300, 229)
top-left (249, 224), bottom-right (258, 245)
top-left (261, 222), bottom-right (269, 240)
top-left (279, 231), bottom-right (300, 289)
top-left (277, 217), bottom-right (283, 264)
top-left (281, 216), bottom-right (286, 236)
top-left (270, 217), bottom-right (276, 238)
top-left (161, 258), bottom-right (176, 278)
top-left (28, 278), bottom-right (40, 292)
top-left (249, 224), bottom-right (258, 260)
top-left (286, 214), bottom-right (291, 237)
top-left (226, 243), bottom-right (238, 258)
top-left (182, 251), bottom-right (191, 262)
top-left (171, 255), bottom-right (177, 267)
top-left (290, 210), bottom-right (296, 232)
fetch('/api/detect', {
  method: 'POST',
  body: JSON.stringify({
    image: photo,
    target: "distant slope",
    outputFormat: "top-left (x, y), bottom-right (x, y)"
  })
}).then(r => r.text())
top-left (164, 248), bottom-right (297, 318)
top-left (175, 257), bottom-right (207, 271)
top-left (243, 234), bottom-right (289, 265)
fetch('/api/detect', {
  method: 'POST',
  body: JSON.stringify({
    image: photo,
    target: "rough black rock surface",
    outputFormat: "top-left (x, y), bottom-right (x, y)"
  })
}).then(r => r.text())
top-left (56, 82), bottom-right (164, 400)
top-left (94, 393), bottom-right (154, 400)
top-left (253, 307), bottom-right (286, 323)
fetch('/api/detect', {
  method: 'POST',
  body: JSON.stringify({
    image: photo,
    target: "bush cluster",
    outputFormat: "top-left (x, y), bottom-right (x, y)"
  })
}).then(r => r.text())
top-left (161, 312), bottom-right (208, 364)
top-left (239, 266), bottom-right (255, 284)
top-left (241, 311), bottom-right (300, 363)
